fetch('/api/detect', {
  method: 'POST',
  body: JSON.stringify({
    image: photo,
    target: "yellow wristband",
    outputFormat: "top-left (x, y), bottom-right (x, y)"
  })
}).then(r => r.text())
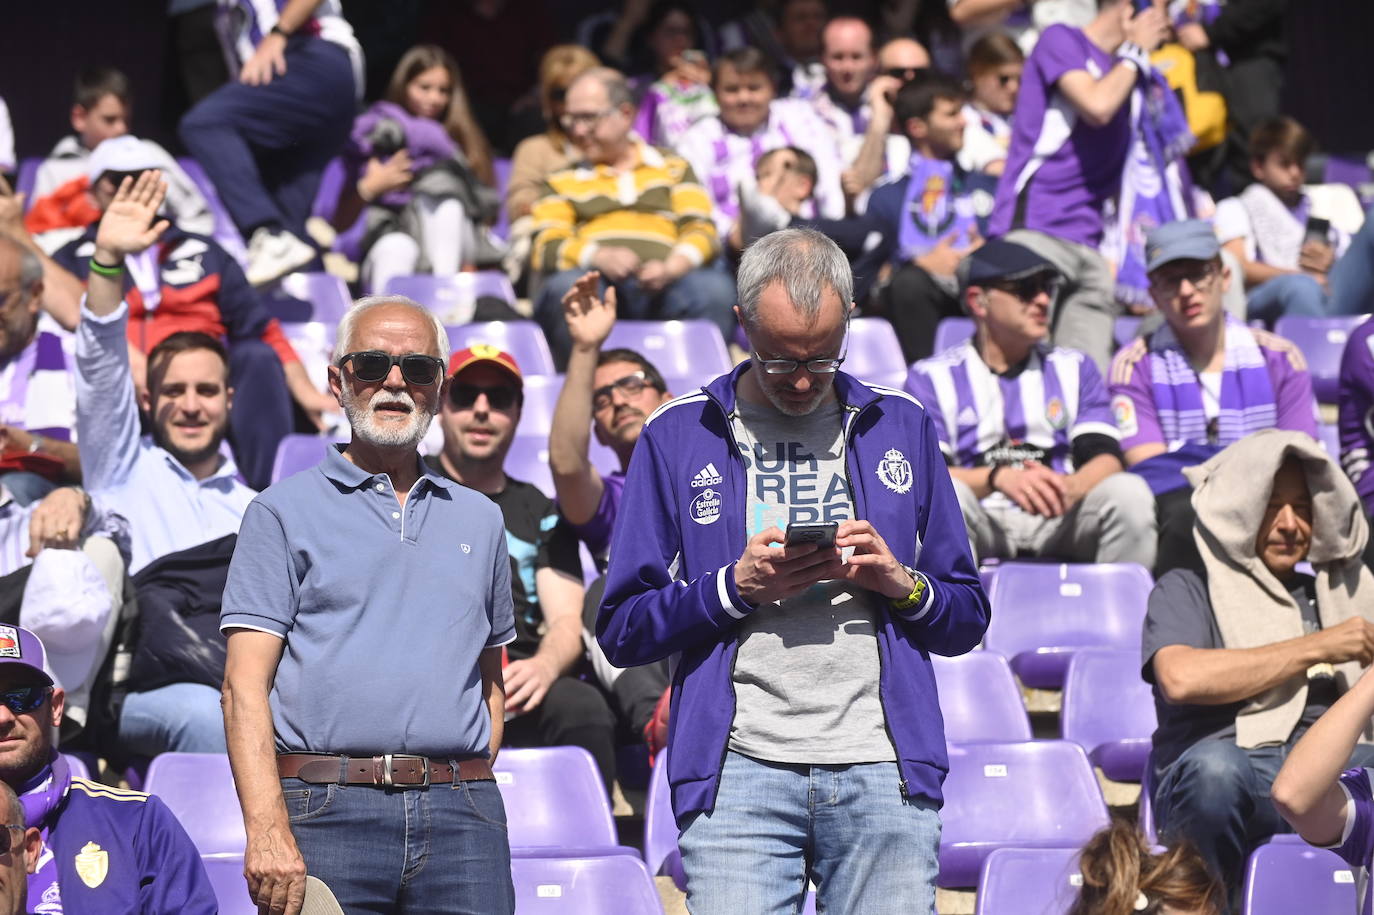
top-left (891, 569), bottom-right (927, 610)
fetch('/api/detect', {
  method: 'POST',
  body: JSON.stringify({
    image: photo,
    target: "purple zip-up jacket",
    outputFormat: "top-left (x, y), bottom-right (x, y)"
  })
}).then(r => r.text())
top-left (597, 365), bottom-right (990, 823)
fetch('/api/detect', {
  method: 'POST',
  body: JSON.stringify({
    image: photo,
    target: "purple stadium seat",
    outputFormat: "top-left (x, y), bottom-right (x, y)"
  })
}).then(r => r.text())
top-left (983, 562), bottom-right (1153, 689)
top-left (1241, 842), bottom-right (1357, 915)
top-left (1062, 648), bottom-right (1156, 782)
top-left (271, 435), bottom-right (335, 484)
top-left (519, 375), bottom-right (562, 436)
top-left (931, 651), bottom-right (1032, 743)
top-left (278, 272), bottom-right (352, 323)
top-left (492, 157), bottom-right (512, 241)
top-left (505, 432), bottom-right (619, 499)
top-left (201, 856), bottom-right (255, 915)
top-left (645, 750), bottom-right (686, 890)
top-left (144, 753), bottom-right (246, 856)
top-left (511, 855), bottom-right (665, 913)
top-left (493, 747), bottom-right (630, 856)
top-left (176, 157), bottom-right (249, 263)
top-left (604, 320), bottom-right (732, 378)
top-left (1114, 315), bottom-right (1144, 349)
top-left (932, 316), bottom-right (975, 355)
top-left (1324, 155), bottom-right (1373, 203)
top-left (939, 740), bottom-right (1109, 888)
top-left (1273, 314), bottom-right (1370, 403)
top-left (662, 374), bottom-right (710, 397)
top-left (280, 320), bottom-right (338, 393)
top-left (1319, 422), bottom-right (1341, 457)
top-left (845, 317), bottom-right (907, 389)
top-left (444, 320), bottom-right (557, 377)
top-left (975, 846), bottom-right (1082, 915)
top-left (387, 271), bottom-right (517, 308)
top-left (310, 157), bottom-right (366, 261)
top-left (16, 158), bottom-right (40, 212)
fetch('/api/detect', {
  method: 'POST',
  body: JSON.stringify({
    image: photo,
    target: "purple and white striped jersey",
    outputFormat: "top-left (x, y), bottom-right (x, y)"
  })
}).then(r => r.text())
top-left (1338, 316), bottom-right (1374, 516)
top-left (904, 339), bottom-right (1119, 473)
top-left (0, 314), bottom-right (76, 443)
top-left (1328, 766), bottom-right (1373, 915)
top-left (215, 0), bottom-right (362, 89)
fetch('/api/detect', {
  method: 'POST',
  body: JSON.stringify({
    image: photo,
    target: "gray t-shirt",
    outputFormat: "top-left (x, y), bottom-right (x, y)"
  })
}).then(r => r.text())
top-left (727, 395), bottom-right (895, 764)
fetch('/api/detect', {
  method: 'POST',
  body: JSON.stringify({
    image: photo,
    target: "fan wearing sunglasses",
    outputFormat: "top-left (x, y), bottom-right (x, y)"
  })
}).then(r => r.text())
top-left (0, 780), bottom-right (38, 915)
top-left (905, 238), bottom-right (1156, 569)
top-left (0, 626), bottom-right (214, 913)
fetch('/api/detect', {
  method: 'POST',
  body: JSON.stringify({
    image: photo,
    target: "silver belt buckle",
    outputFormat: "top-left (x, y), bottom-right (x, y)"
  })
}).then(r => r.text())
top-left (381, 754), bottom-right (430, 788)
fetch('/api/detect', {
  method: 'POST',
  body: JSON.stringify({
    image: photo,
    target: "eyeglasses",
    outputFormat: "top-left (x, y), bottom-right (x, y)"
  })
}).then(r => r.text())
top-left (0, 825), bottom-right (25, 856)
top-left (882, 66), bottom-right (928, 82)
top-left (560, 109), bottom-right (615, 131)
top-left (338, 351), bottom-right (445, 386)
top-left (1150, 263), bottom-right (1220, 296)
top-left (986, 274), bottom-right (1061, 303)
top-left (752, 352), bottom-right (846, 375)
top-left (450, 383), bottom-right (520, 411)
top-left (0, 685), bottom-right (51, 717)
top-left (592, 371), bottom-right (657, 411)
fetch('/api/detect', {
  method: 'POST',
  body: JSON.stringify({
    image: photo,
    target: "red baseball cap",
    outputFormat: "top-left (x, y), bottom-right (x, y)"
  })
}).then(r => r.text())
top-left (447, 344), bottom-right (523, 388)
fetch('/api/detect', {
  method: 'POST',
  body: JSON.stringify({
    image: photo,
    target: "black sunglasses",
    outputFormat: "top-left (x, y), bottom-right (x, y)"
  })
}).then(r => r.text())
top-left (0, 685), bottom-right (51, 717)
top-left (988, 274), bottom-right (1061, 302)
top-left (450, 383), bottom-right (520, 411)
top-left (882, 66), bottom-right (928, 82)
top-left (339, 351), bottom-right (445, 386)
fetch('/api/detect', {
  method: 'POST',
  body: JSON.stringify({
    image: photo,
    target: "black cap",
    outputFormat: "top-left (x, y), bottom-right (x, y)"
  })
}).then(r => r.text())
top-left (958, 238), bottom-right (1060, 292)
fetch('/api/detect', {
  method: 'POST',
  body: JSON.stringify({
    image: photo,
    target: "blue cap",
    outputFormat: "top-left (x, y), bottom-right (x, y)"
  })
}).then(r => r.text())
top-left (1146, 220), bottom-right (1220, 273)
top-left (958, 238), bottom-right (1058, 291)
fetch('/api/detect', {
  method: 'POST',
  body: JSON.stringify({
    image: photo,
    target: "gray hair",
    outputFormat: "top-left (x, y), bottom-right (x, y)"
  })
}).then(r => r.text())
top-left (333, 295), bottom-right (450, 365)
top-left (0, 780), bottom-right (21, 827)
top-left (570, 66), bottom-right (634, 110)
top-left (736, 228), bottom-right (853, 327)
top-left (0, 236), bottom-right (42, 292)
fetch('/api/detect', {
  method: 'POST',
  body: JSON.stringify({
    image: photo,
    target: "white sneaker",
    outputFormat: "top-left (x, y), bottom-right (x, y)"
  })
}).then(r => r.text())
top-left (246, 228), bottom-right (316, 287)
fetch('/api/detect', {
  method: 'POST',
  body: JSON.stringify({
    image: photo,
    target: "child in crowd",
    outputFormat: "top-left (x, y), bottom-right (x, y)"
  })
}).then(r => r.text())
top-left (627, 2), bottom-right (719, 148)
top-left (336, 45), bottom-right (502, 295)
top-left (1070, 820), bottom-right (1223, 915)
top-left (960, 32), bottom-right (1024, 175)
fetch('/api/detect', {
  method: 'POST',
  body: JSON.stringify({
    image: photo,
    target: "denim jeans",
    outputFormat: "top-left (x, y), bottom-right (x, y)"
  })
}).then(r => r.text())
top-left (283, 773), bottom-right (514, 914)
top-left (1153, 737), bottom-right (1374, 910)
top-left (678, 751), bottom-right (941, 915)
top-left (117, 682), bottom-right (227, 755)
top-left (1246, 204), bottom-right (1374, 322)
top-left (0, 471), bottom-right (57, 506)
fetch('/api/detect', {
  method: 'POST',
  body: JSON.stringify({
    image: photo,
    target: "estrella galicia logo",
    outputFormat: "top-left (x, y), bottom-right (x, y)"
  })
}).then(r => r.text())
top-left (690, 488), bottom-right (722, 525)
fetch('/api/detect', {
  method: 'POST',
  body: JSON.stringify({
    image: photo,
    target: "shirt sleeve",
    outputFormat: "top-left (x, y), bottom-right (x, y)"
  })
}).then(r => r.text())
top-left (1037, 25), bottom-right (1094, 87)
top-left (1141, 568), bottom-right (1217, 684)
top-left (1109, 343), bottom-right (1165, 452)
top-left (668, 158), bottom-right (719, 267)
top-left (136, 794), bottom-right (220, 915)
top-left (1213, 196), bottom-right (1255, 252)
top-left (74, 300), bottom-right (143, 492)
top-left (487, 510), bottom-right (517, 647)
top-left (1326, 767), bottom-right (1374, 869)
top-left (1338, 322), bottom-right (1374, 513)
top-left (538, 502), bottom-right (584, 583)
top-left (219, 500), bottom-right (299, 637)
top-left (1070, 356), bottom-right (1121, 440)
top-left (1267, 343), bottom-right (1320, 437)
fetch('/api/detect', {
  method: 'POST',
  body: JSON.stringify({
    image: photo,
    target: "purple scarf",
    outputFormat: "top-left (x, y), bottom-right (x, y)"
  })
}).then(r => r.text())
top-left (22, 752), bottom-right (72, 913)
top-left (898, 153), bottom-right (979, 261)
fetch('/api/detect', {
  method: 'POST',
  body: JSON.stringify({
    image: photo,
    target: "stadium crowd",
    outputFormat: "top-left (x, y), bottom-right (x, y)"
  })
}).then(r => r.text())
top-left (1, 0), bottom-right (1371, 912)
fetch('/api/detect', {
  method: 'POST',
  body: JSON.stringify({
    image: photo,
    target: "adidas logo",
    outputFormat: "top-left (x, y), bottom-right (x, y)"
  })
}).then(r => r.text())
top-left (691, 463), bottom-right (723, 487)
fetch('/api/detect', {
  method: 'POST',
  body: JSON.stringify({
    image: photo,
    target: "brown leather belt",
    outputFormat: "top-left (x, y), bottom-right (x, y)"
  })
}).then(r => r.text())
top-left (277, 753), bottom-right (494, 788)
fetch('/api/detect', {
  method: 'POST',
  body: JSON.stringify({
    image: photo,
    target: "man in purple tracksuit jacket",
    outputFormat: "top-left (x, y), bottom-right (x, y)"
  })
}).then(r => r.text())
top-left (596, 228), bottom-right (989, 914)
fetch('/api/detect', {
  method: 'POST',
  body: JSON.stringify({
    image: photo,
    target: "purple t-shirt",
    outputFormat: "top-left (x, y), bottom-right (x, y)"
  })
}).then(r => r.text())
top-left (571, 470), bottom-right (626, 564)
top-left (1338, 317), bottom-right (1374, 516)
top-left (905, 340), bottom-right (1119, 473)
top-left (989, 24), bottom-right (1132, 247)
top-left (1330, 766), bottom-right (1373, 914)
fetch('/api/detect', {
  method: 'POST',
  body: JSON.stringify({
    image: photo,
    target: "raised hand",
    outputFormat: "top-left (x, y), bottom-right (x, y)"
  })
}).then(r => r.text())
top-left (94, 171), bottom-right (170, 262)
top-left (561, 270), bottom-right (618, 351)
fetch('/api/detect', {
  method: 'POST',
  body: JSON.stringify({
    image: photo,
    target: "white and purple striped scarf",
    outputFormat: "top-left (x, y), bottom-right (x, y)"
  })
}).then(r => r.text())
top-left (1147, 315), bottom-right (1277, 447)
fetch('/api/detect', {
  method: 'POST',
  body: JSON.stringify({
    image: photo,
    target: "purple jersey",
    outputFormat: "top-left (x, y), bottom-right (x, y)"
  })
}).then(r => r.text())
top-left (989, 24), bottom-right (1132, 247)
top-left (1338, 317), bottom-right (1374, 515)
top-left (1108, 316), bottom-right (1318, 453)
top-left (570, 470), bottom-right (626, 564)
top-left (905, 340), bottom-right (1119, 472)
top-left (1330, 766), bottom-right (1373, 914)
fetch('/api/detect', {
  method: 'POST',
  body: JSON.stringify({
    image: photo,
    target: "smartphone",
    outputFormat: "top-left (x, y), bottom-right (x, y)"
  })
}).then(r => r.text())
top-left (1304, 216), bottom-right (1332, 247)
top-left (785, 521), bottom-right (839, 549)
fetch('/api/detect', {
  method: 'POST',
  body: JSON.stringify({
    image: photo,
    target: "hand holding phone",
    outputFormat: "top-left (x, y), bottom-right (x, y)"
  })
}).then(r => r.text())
top-left (784, 521), bottom-right (839, 550)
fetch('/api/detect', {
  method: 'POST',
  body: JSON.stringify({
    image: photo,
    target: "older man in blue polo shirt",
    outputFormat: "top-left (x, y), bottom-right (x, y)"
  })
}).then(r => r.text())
top-left (220, 295), bottom-right (517, 914)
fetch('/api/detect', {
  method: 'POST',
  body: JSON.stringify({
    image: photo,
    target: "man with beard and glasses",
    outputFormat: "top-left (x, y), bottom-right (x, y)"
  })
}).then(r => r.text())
top-left (598, 228), bottom-right (988, 914)
top-left (75, 171), bottom-right (256, 756)
top-left (0, 626), bottom-right (213, 913)
top-left (221, 296), bottom-right (516, 915)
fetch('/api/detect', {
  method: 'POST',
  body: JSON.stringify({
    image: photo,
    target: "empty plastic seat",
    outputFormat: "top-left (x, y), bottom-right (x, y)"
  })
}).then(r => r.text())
top-left (445, 320), bottom-right (557, 376)
top-left (1274, 314), bottom-right (1369, 403)
top-left (931, 651), bottom-right (1032, 743)
top-left (844, 317), bottom-right (907, 389)
top-left (511, 854), bottom-right (665, 913)
top-left (518, 375), bottom-right (562, 436)
top-left (144, 753), bottom-right (246, 856)
top-left (271, 435), bottom-right (334, 484)
top-left (16, 158), bottom-right (40, 212)
top-left (644, 750), bottom-right (686, 891)
top-left (1241, 842), bottom-right (1357, 914)
top-left (975, 846), bottom-right (1082, 915)
top-left (492, 158), bottom-right (512, 241)
top-left (1062, 648), bottom-right (1156, 782)
top-left (983, 562), bottom-right (1153, 689)
top-left (932, 317), bottom-right (975, 354)
top-left (939, 740), bottom-right (1109, 888)
top-left (387, 272), bottom-right (517, 315)
top-left (278, 272), bottom-right (352, 324)
top-left (201, 855), bottom-right (255, 915)
top-left (493, 747), bottom-right (626, 855)
top-left (504, 432), bottom-right (619, 500)
top-left (603, 320), bottom-right (731, 378)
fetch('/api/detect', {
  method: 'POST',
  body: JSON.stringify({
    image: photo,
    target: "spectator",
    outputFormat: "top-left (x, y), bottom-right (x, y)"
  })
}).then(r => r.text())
top-left (1143, 431), bottom-right (1374, 905)
top-left (989, 0), bottom-right (1168, 372)
top-left (597, 228), bottom-right (989, 912)
top-left (180, 0), bottom-right (361, 287)
top-left (1069, 820), bottom-right (1223, 915)
top-left (676, 48), bottom-right (845, 243)
top-left (624, 2), bottom-right (720, 149)
top-left (507, 46), bottom-right (602, 225)
top-left (1338, 316), bottom-right (1374, 521)
top-left (74, 173), bottom-right (256, 754)
top-left (221, 295), bottom-right (516, 914)
top-left (0, 781), bottom-right (38, 915)
top-left (53, 144), bottom-right (334, 490)
top-left (1109, 220), bottom-right (1316, 575)
top-left (801, 18), bottom-right (881, 176)
top-left (907, 239), bottom-right (1155, 566)
top-left (427, 344), bottom-right (624, 788)
top-left (0, 237), bottom-right (79, 504)
top-left (27, 69), bottom-right (211, 252)
top-left (530, 68), bottom-right (736, 369)
top-left (771, 0), bottom-right (829, 98)
top-left (960, 32), bottom-right (1024, 175)
top-left (1216, 117), bottom-right (1373, 323)
top-left (335, 44), bottom-right (500, 295)
top-left (0, 626), bottom-right (215, 912)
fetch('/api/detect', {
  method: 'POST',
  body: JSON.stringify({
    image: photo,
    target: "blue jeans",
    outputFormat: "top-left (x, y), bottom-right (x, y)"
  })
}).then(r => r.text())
top-left (678, 751), bottom-right (940, 915)
top-left (1246, 272), bottom-right (1327, 323)
top-left (1246, 204), bottom-right (1374, 321)
top-left (535, 266), bottom-right (738, 370)
top-left (0, 471), bottom-right (57, 506)
top-left (1153, 738), bottom-right (1374, 909)
top-left (117, 682), bottom-right (227, 755)
top-left (283, 774), bottom-right (514, 914)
